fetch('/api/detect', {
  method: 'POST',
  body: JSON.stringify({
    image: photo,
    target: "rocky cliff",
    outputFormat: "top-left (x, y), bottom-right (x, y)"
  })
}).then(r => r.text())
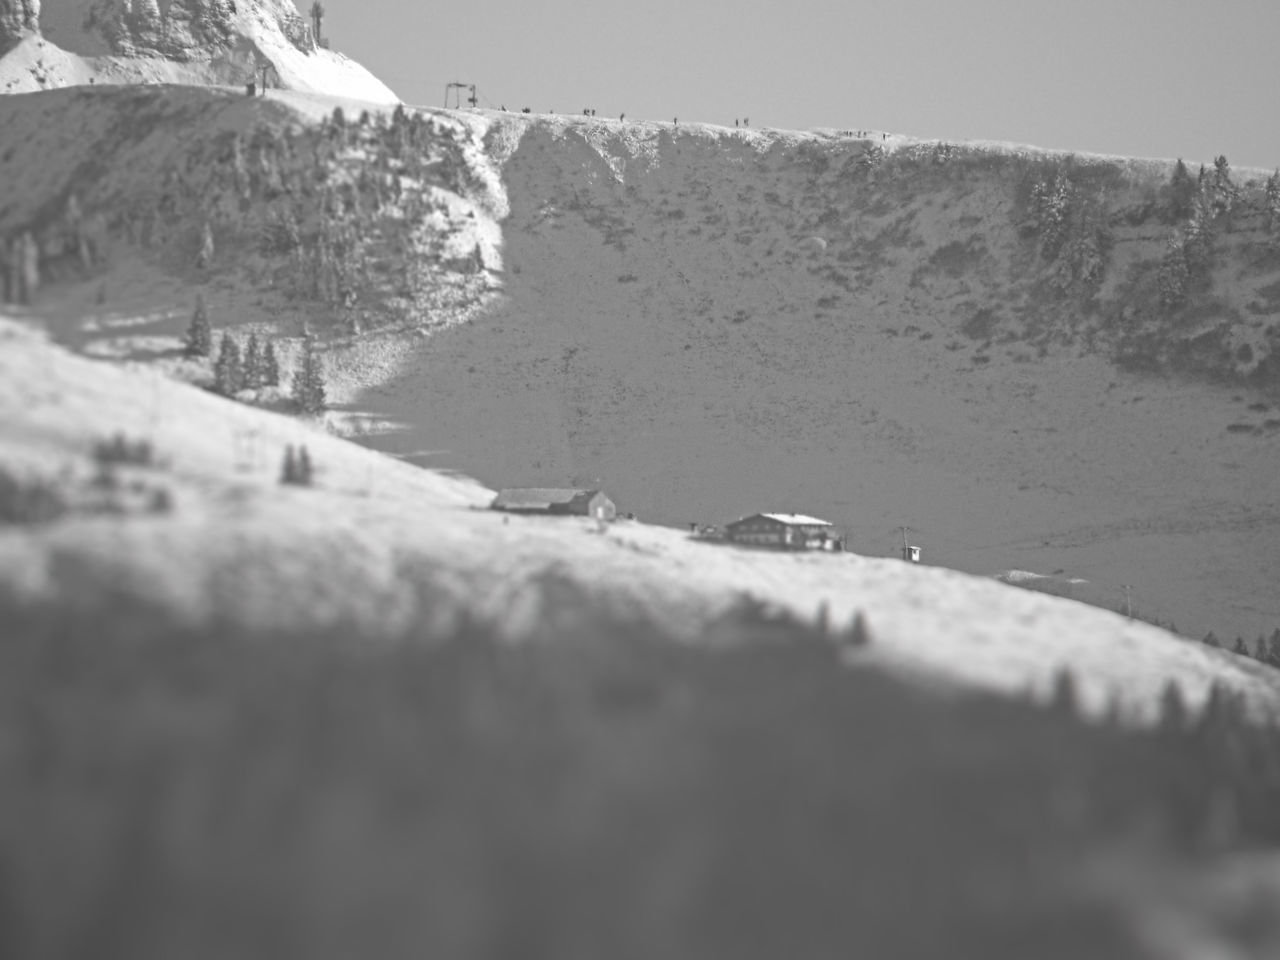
top-left (0, 0), bottom-right (39, 49)
top-left (0, 0), bottom-right (397, 100)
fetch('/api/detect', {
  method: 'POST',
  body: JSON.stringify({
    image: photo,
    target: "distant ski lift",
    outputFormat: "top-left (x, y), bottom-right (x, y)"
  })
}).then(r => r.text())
top-left (445, 82), bottom-right (479, 109)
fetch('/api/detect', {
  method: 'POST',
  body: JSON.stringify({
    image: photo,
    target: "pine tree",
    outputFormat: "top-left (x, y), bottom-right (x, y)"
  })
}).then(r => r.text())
top-left (1231, 635), bottom-right (1248, 656)
top-left (280, 445), bottom-right (314, 486)
top-left (1270, 628), bottom-right (1280, 666)
top-left (1159, 680), bottom-right (1188, 733)
top-left (1183, 199), bottom-right (1215, 276)
top-left (263, 340), bottom-right (280, 387)
top-left (243, 333), bottom-right (263, 389)
top-left (280, 444), bottom-right (298, 484)
top-left (1203, 631), bottom-right (1220, 647)
top-left (213, 333), bottom-right (243, 396)
top-left (1169, 158), bottom-right (1196, 221)
top-left (184, 294), bottom-right (212, 357)
top-left (310, 0), bottom-right (325, 42)
top-left (1050, 667), bottom-right (1078, 716)
top-left (1254, 634), bottom-right (1269, 662)
top-left (292, 339), bottom-right (327, 414)
top-left (1209, 155), bottom-right (1239, 223)
top-left (1265, 170), bottom-right (1280, 232)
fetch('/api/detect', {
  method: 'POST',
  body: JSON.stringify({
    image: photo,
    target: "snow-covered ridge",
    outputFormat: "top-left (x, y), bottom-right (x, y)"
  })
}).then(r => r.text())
top-left (1, 0), bottom-right (398, 102)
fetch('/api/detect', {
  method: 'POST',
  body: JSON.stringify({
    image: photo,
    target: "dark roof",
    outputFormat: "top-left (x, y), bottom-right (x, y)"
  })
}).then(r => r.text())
top-left (491, 487), bottom-right (601, 509)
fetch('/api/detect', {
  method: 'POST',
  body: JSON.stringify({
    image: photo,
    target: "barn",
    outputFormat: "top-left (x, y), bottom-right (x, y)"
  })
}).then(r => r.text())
top-left (491, 488), bottom-right (617, 521)
top-left (723, 513), bottom-right (840, 551)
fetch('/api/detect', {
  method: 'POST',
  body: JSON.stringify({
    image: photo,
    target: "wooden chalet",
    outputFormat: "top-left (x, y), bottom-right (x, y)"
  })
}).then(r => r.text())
top-left (723, 513), bottom-right (841, 551)
top-left (491, 487), bottom-right (617, 521)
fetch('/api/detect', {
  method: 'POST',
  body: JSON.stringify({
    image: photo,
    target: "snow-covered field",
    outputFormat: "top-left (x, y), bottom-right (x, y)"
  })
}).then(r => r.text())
top-left (3, 316), bottom-right (1278, 724)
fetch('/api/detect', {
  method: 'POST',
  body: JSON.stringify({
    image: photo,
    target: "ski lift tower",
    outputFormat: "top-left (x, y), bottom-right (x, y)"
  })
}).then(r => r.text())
top-left (444, 82), bottom-right (479, 109)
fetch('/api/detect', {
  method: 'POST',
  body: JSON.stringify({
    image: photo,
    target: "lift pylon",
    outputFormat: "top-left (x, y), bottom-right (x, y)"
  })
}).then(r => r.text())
top-left (444, 82), bottom-right (478, 109)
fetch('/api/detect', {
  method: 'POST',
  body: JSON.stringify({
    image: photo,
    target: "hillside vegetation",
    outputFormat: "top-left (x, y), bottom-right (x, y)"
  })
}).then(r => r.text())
top-left (1, 90), bottom-right (1279, 639)
top-left (4, 594), bottom-right (1280, 960)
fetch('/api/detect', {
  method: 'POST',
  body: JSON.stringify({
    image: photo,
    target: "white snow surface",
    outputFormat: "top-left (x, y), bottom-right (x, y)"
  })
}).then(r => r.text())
top-left (2, 315), bottom-right (1278, 726)
top-left (758, 513), bottom-right (834, 526)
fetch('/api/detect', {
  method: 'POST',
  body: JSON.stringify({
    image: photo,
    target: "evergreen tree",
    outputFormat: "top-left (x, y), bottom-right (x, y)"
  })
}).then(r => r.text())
top-left (1183, 199), bottom-right (1215, 276)
top-left (844, 611), bottom-right (871, 647)
top-left (1169, 158), bottom-right (1196, 221)
top-left (243, 333), bottom-right (263, 389)
top-left (263, 340), bottom-right (280, 387)
top-left (1265, 170), bottom-right (1280, 232)
top-left (1159, 680), bottom-right (1188, 733)
top-left (1254, 634), bottom-right (1269, 662)
top-left (1050, 667), bottom-right (1078, 716)
top-left (310, 0), bottom-right (325, 42)
top-left (1203, 631), bottom-right (1220, 647)
top-left (280, 445), bottom-right (314, 486)
top-left (1209, 155), bottom-right (1239, 222)
top-left (280, 444), bottom-right (298, 484)
top-left (292, 339), bottom-right (327, 414)
top-left (184, 294), bottom-right (212, 358)
top-left (1231, 635), bottom-right (1248, 656)
top-left (213, 333), bottom-right (243, 396)
top-left (1270, 628), bottom-right (1280, 666)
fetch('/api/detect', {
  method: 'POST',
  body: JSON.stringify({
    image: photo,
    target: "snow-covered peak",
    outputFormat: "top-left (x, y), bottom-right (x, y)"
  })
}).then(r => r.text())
top-left (0, 0), bottom-right (39, 49)
top-left (1, 0), bottom-right (398, 103)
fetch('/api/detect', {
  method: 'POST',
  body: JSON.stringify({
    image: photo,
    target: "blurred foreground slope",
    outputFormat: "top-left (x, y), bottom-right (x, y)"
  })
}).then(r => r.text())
top-left (2, 316), bottom-right (1278, 725)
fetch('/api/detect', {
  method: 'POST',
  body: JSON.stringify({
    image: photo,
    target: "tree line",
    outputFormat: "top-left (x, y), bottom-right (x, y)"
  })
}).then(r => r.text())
top-left (184, 294), bottom-right (327, 414)
top-left (1203, 627), bottom-right (1280, 668)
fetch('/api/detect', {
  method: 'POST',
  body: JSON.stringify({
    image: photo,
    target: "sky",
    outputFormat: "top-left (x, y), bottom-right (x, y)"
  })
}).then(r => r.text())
top-left (325, 0), bottom-right (1280, 171)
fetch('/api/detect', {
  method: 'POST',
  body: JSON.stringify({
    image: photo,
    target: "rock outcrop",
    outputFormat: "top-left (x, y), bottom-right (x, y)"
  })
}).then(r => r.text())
top-left (1, 0), bottom-right (398, 101)
top-left (0, 0), bottom-right (39, 50)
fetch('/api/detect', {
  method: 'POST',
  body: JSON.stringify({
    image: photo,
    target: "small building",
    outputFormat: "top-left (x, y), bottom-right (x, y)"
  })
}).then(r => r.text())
top-left (723, 513), bottom-right (840, 551)
top-left (491, 487), bottom-right (617, 521)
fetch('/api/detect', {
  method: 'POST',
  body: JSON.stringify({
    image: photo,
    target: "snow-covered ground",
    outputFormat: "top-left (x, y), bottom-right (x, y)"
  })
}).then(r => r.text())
top-left (3, 316), bottom-right (1278, 725)
top-left (2, 82), bottom-right (1278, 647)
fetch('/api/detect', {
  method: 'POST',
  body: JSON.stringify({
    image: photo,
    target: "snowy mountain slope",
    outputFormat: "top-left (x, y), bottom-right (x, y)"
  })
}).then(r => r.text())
top-left (0, 0), bottom-right (397, 101)
top-left (0, 85), bottom-right (500, 408)
top-left (1, 90), bottom-right (1278, 642)
top-left (356, 113), bottom-right (1280, 643)
top-left (3, 315), bottom-right (1279, 724)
